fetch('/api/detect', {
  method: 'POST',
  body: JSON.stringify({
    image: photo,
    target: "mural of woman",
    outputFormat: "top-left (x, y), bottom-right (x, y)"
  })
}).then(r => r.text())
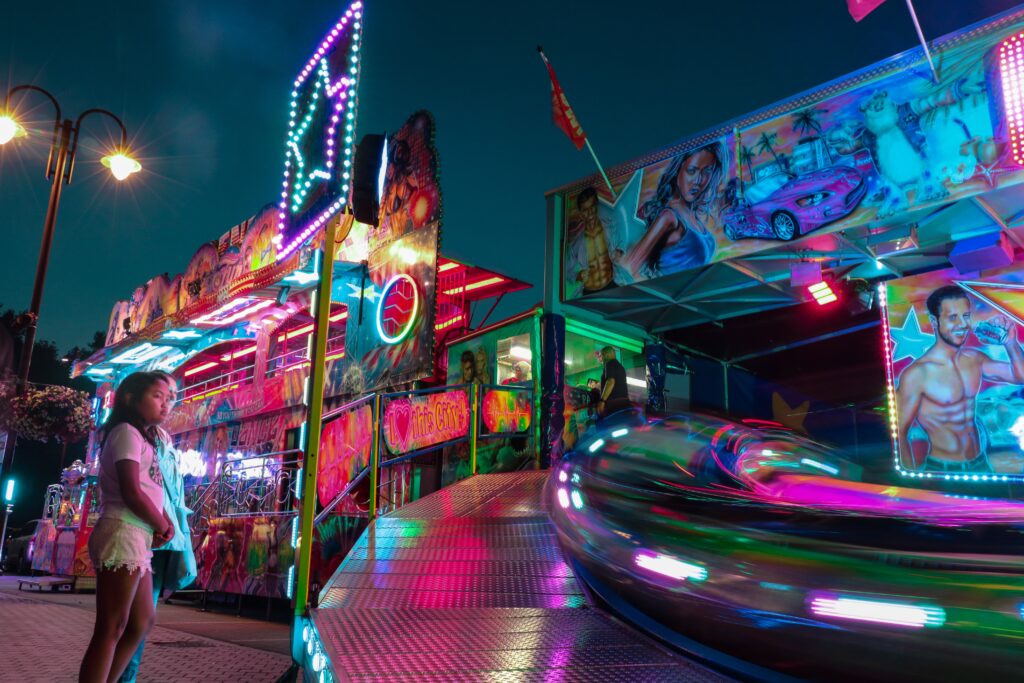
top-left (624, 142), bottom-right (724, 278)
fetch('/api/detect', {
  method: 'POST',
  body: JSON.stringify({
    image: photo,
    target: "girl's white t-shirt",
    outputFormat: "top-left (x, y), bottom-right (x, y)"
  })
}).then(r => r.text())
top-left (97, 423), bottom-right (165, 533)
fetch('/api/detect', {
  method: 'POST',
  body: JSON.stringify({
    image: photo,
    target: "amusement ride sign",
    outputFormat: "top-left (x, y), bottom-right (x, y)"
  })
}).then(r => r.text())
top-left (482, 388), bottom-right (532, 434)
top-left (382, 388), bottom-right (470, 455)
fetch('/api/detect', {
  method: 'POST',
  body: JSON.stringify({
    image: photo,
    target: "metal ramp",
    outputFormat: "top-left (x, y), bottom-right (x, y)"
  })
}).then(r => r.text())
top-left (310, 471), bottom-right (729, 681)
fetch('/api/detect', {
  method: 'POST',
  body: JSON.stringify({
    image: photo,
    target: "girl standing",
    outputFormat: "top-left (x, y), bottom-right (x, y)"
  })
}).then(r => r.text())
top-left (78, 371), bottom-right (177, 683)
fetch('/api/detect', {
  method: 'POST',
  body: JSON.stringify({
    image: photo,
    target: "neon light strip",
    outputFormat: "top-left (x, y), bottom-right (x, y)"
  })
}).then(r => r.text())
top-left (221, 346), bottom-right (258, 361)
top-left (442, 276), bottom-right (506, 296)
top-left (329, 310), bottom-right (348, 322)
top-left (564, 319), bottom-right (644, 354)
top-left (325, 350), bottom-right (346, 362)
top-left (183, 361), bottom-right (220, 377)
top-left (434, 314), bottom-right (465, 331)
top-left (809, 594), bottom-right (945, 628)
top-left (634, 552), bottom-right (708, 582)
top-left (279, 323), bottom-right (315, 342)
top-left (437, 261), bottom-right (461, 273)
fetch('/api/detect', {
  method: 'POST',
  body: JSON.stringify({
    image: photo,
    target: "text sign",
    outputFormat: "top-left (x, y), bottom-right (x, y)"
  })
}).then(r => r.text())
top-left (383, 389), bottom-right (470, 455)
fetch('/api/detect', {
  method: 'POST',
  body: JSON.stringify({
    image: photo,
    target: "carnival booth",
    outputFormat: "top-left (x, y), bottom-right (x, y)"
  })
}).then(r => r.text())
top-left (547, 5), bottom-right (1024, 492)
top-left (541, 7), bottom-right (1024, 681)
top-left (36, 6), bottom-right (530, 599)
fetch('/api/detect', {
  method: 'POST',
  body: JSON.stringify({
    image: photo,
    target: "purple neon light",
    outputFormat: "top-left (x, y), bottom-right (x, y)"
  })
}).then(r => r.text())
top-left (277, 1), bottom-right (364, 259)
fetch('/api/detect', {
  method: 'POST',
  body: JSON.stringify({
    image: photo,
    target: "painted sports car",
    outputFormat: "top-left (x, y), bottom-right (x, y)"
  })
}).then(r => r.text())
top-left (722, 165), bottom-right (866, 241)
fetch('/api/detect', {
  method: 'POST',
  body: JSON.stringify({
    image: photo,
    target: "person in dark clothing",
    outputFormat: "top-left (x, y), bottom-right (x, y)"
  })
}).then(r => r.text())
top-left (598, 346), bottom-right (631, 416)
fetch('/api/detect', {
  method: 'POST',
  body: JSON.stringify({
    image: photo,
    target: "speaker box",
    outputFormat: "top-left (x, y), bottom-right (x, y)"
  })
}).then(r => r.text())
top-left (949, 231), bottom-right (1013, 274)
top-left (351, 133), bottom-right (387, 226)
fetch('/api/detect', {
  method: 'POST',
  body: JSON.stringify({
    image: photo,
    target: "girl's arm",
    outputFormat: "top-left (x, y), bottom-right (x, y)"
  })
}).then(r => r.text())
top-left (115, 459), bottom-right (171, 534)
top-left (623, 211), bottom-right (674, 277)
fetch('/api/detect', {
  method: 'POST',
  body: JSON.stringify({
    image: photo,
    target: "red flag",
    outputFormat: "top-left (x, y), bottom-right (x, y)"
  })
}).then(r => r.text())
top-left (538, 48), bottom-right (587, 151)
top-left (847, 0), bottom-right (887, 22)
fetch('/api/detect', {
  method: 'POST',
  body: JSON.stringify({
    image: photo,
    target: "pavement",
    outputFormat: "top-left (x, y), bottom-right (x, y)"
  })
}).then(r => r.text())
top-left (0, 575), bottom-right (295, 682)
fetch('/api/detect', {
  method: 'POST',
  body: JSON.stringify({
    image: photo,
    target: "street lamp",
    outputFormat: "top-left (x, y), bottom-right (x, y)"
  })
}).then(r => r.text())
top-left (0, 84), bottom-right (143, 499)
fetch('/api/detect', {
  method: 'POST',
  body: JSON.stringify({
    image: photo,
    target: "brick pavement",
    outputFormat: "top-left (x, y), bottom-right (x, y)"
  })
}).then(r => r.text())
top-left (0, 592), bottom-right (293, 682)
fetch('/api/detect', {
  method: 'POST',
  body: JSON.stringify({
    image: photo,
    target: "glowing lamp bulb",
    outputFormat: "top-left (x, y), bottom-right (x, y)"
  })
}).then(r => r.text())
top-left (0, 114), bottom-right (26, 144)
top-left (101, 152), bottom-right (142, 180)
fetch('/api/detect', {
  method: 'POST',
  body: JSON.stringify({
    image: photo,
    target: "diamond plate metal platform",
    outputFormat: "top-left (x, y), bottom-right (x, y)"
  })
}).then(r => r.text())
top-left (311, 472), bottom-right (729, 681)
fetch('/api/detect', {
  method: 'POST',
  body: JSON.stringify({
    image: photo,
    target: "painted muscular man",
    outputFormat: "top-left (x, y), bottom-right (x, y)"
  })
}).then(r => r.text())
top-left (574, 188), bottom-right (615, 293)
top-left (896, 285), bottom-right (1024, 471)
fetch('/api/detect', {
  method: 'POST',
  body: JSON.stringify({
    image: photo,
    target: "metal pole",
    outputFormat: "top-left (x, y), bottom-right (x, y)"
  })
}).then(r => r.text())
top-left (0, 504), bottom-right (12, 568)
top-left (904, 0), bottom-right (939, 84)
top-left (292, 214), bottom-right (343, 623)
top-left (469, 384), bottom-right (479, 475)
top-left (583, 139), bottom-right (617, 201)
top-left (368, 394), bottom-right (382, 522)
top-left (0, 119), bottom-right (73, 501)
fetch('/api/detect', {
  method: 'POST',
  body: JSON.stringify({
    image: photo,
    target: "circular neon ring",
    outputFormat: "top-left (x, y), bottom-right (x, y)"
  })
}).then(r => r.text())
top-left (375, 273), bottom-right (419, 344)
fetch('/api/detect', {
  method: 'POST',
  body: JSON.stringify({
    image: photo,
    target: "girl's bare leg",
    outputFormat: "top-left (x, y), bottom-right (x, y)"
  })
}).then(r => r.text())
top-left (106, 569), bottom-right (155, 683)
top-left (78, 568), bottom-right (144, 683)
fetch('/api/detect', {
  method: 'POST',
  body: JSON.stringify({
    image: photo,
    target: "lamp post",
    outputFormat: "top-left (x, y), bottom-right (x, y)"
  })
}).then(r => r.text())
top-left (0, 84), bottom-right (142, 500)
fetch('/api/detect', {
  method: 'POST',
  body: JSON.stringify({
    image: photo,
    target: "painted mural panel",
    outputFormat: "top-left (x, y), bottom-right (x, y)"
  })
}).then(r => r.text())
top-left (442, 316), bottom-right (537, 484)
top-left (317, 403), bottom-right (373, 506)
top-left (372, 111), bottom-right (442, 251)
top-left (563, 33), bottom-right (1010, 300)
top-left (884, 264), bottom-right (1024, 480)
top-left (335, 223), bottom-right (439, 393)
top-left (105, 204), bottom-right (288, 345)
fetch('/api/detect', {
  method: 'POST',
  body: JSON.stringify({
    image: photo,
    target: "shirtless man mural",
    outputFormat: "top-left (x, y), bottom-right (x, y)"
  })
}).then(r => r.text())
top-left (573, 187), bottom-right (616, 294)
top-left (896, 285), bottom-right (1024, 472)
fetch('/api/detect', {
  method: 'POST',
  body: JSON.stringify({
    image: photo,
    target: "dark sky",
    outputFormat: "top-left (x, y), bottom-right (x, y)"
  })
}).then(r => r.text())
top-left (1, 0), bottom-right (1019, 353)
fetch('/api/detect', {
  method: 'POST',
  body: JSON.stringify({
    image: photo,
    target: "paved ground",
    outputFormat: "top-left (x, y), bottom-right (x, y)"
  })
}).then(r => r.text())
top-left (0, 575), bottom-right (295, 682)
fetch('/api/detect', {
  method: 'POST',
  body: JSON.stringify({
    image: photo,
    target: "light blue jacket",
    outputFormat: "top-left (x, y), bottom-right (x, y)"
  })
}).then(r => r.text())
top-left (156, 430), bottom-right (197, 590)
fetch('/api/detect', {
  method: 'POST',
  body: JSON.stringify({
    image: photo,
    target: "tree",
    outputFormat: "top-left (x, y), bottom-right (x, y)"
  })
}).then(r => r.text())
top-left (791, 107), bottom-right (827, 139)
top-left (740, 145), bottom-right (756, 182)
top-left (756, 131), bottom-right (792, 177)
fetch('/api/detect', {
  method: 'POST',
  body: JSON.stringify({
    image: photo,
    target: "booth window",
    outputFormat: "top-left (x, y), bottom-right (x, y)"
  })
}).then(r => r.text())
top-left (496, 333), bottom-right (533, 385)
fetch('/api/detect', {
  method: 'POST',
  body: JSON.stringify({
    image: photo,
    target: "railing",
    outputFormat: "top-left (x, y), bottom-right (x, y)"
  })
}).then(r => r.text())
top-left (181, 363), bottom-right (256, 402)
top-left (41, 484), bottom-right (63, 522)
top-left (266, 333), bottom-right (345, 379)
top-left (311, 382), bottom-right (536, 527)
top-left (217, 449), bottom-right (303, 517)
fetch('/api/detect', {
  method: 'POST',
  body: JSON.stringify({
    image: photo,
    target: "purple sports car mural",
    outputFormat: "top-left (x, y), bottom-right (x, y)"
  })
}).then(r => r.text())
top-left (721, 165), bottom-right (867, 241)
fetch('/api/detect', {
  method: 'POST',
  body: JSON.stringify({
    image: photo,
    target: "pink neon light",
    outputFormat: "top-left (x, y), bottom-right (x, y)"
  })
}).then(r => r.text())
top-left (999, 33), bottom-right (1024, 166)
top-left (183, 361), bottom-right (219, 378)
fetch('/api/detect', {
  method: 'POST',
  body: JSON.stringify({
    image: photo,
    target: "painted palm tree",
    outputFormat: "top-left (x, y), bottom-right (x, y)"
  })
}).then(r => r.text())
top-left (755, 131), bottom-right (791, 175)
top-left (740, 145), bottom-right (756, 182)
top-left (791, 107), bottom-right (827, 139)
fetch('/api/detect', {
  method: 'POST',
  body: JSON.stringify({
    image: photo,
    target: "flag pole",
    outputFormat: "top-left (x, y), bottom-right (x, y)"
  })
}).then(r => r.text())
top-left (904, 0), bottom-right (939, 83)
top-left (537, 46), bottom-right (617, 200)
top-left (584, 138), bottom-right (617, 201)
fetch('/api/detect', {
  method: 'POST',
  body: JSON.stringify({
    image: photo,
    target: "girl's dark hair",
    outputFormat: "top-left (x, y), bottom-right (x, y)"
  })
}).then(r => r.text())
top-left (100, 371), bottom-right (176, 449)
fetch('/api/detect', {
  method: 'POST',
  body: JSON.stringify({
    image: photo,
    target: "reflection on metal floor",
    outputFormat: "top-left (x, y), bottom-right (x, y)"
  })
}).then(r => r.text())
top-left (311, 471), bottom-right (729, 681)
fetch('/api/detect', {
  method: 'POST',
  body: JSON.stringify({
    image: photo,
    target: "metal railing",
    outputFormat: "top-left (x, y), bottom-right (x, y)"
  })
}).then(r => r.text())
top-left (309, 382), bottom-right (536, 527)
top-left (181, 363), bottom-right (256, 402)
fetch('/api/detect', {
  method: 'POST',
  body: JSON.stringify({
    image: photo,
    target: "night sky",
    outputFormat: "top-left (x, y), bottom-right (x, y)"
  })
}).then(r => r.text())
top-left (1, 0), bottom-right (1019, 354)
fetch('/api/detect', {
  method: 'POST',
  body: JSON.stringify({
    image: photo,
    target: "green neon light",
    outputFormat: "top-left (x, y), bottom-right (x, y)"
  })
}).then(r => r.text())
top-left (375, 274), bottom-right (419, 344)
top-left (565, 318), bottom-right (644, 354)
